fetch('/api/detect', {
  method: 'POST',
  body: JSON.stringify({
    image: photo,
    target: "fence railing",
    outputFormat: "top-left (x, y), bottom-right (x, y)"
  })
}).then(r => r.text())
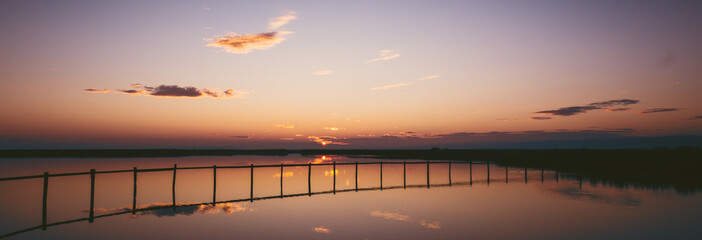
top-left (0, 160), bottom-right (565, 239)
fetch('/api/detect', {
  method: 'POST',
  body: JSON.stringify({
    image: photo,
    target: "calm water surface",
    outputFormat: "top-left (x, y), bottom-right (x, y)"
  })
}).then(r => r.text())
top-left (0, 155), bottom-right (700, 239)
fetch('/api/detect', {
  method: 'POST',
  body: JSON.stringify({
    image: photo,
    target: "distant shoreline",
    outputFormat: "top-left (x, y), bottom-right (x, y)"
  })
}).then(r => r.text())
top-left (0, 148), bottom-right (699, 158)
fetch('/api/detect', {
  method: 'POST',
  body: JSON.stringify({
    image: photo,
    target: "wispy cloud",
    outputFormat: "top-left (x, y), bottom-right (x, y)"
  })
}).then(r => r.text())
top-left (640, 108), bottom-right (680, 114)
top-left (535, 99), bottom-right (639, 116)
top-left (535, 106), bottom-right (600, 116)
top-left (324, 127), bottom-right (340, 131)
top-left (274, 124), bottom-right (295, 129)
top-left (606, 108), bottom-right (630, 112)
top-left (313, 226), bottom-right (330, 234)
top-left (366, 50), bottom-right (400, 63)
top-left (371, 82), bottom-right (410, 90)
top-left (688, 115), bottom-right (702, 120)
top-left (370, 211), bottom-right (410, 221)
top-left (268, 11), bottom-right (297, 30)
top-left (313, 70), bottom-right (332, 75)
top-left (207, 12), bottom-right (296, 54)
top-left (417, 75), bottom-right (440, 81)
top-left (83, 89), bottom-right (111, 93)
top-left (589, 99), bottom-right (639, 107)
top-left (85, 84), bottom-right (246, 98)
top-left (529, 116), bottom-right (552, 120)
top-left (419, 220), bottom-right (441, 229)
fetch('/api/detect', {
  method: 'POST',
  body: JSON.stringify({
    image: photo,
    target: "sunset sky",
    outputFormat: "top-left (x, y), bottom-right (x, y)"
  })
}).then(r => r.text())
top-left (1, 0), bottom-right (701, 149)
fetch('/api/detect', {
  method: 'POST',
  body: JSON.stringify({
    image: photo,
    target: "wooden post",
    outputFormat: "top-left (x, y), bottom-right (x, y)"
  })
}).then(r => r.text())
top-left (505, 166), bottom-right (508, 184)
top-left (308, 163), bottom-right (312, 196)
top-left (172, 164), bottom-right (177, 211)
top-left (333, 161), bottom-right (336, 194)
top-left (426, 161), bottom-right (430, 189)
top-left (42, 172), bottom-right (48, 231)
top-left (380, 161), bottom-right (383, 190)
top-left (578, 175), bottom-right (582, 189)
top-left (541, 169), bottom-right (544, 183)
top-left (212, 165), bottom-right (217, 205)
top-left (524, 167), bottom-right (528, 184)
top-left (280, 164), bottom-right (284, 198)
top-left (556, 170), bottom-right (559, 184)
top-left (89, 169), bottom-right (95, 223)
top-left (469, 161), bottom-right (473, 185)
top-left (487, 162), bottom-right (490, 185)
top-left (354, 161), bottom-right (358, 192)
top-left (132, 167), bottom-right (137, 215)
top-left (448, 161), bottom-right (452, 186)
top-left (403, 161), bottom-right (406, 189)
top-left (250, 164), bottom-right (254, 202)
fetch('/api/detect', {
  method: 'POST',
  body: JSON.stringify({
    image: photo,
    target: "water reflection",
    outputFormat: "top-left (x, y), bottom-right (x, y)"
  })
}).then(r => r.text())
top-left (0, 155), bottom-right (700, 239)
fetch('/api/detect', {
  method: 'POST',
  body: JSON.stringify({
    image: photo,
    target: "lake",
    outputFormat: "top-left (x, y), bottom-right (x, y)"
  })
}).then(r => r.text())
top-left (0, 154), bottom-right (700, 239)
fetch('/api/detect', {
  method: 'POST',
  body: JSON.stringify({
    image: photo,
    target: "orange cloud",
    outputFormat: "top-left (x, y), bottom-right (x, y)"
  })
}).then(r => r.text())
top-left (420, 220), bottom-right (441, 229)
top-left (313, 226), bottom-right (330, 234)
top-left (370, 211), bottom-right (410, 221)
top-left (324, 127), bottom-right (340, 131)
top-left (274, 124), bottom-right (295, 129)
top-left (207, 12), bottom-right (296, 54)
top-left (371, 82), bottom-right (410, 90)
top-left (207, 32), bottom-right (290, 54)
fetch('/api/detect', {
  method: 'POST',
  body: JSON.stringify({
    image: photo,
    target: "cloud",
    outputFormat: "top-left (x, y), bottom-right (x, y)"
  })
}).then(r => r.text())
top-left (86, 84), bottom-right (246, 99)
top-left (370, 211), bottom-right (410, 221)
top-left (419, 220), bottom-right (441, 229)
top-left (371, 82), bottom-right (410, 90)
top-left (274, 124), bottom-right (295, 129)
top-left (366, 50), bottom-right (400, 63)
top-left (417, 75), bottom-right (440, 81)
top-left (83, 89), bottom-right (111, 93)
top-left (529, 117), bottom-right (552, 120)
top-left (268, 11), bottom-right (297, 30)
top-left (308, 136), bottom-right (349, 146)
top-left (640, 108), bottom-right (680, 114)
top-left (606, 108), bottom-right (630, 112)
top-left (324, 127), bottom-right (340, 131)
top-left (313, 226), bottom-right (330, 234)
top-left (535, 106), bottom-right (600, 116)
top-left (207, 32), bottom-right (290, 54)
top-left (535, 99), bottom-right (640, 117)
top-left (495, 118), bottom-right (516, 122)
top-left (117, 89), bottom-right (146, 95)
top-left (313, 70), bottom-right (332, 75)
top-left (688, 115), bottom-right (702, 120)
top-left (589, 99), bottom-right (639, 107)
top-left (230, 136), bottom-right (249, 139)
top-left (207, 12), bottom-right (296, 54)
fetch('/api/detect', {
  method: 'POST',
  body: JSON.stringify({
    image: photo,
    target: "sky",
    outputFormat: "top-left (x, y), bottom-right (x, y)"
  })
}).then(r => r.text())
top-left (1, 0), bottom-right (701, 149)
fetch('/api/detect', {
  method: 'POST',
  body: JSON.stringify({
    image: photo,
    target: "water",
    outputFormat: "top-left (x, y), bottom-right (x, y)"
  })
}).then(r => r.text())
top-left (0, 155), bottom-right (700, 239)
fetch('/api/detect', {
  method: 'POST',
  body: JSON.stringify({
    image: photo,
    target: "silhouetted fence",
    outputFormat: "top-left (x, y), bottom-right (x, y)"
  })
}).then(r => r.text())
top-left (0, 160), bottom-right (565, 239)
